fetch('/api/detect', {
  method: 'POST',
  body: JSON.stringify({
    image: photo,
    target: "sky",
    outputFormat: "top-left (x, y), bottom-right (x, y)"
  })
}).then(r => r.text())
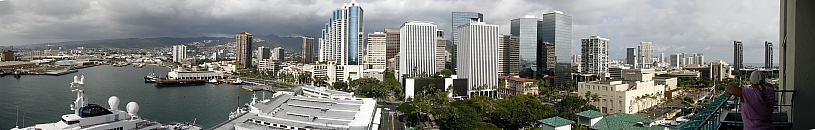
top-left (0, 0), bottom-right (780, 64)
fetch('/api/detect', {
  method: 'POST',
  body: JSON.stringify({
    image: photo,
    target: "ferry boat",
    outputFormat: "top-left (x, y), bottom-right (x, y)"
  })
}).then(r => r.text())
top-left (9, 75), bottom-right (202, 130)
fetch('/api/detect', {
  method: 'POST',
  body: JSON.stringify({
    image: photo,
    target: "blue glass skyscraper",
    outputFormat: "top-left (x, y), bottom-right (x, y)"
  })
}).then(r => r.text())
top-left (451, 12), bottom-right (483, 73)
top-left (510, 17), bottom-right (540, 77)
top-left (541, 11), bottom-right (572, 89)
top-left (318, 0), bottom-right (364, 65)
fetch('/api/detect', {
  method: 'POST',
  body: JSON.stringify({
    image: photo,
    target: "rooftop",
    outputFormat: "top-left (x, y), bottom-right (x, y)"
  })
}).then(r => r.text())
top-left (537, 116), bottom-right (574, 127)
top-left (590, 113), bottom-right (666, 130)
top-left (234, 94), bottom-right (376, 130)
top-left (576, 110), bottom-right (606, 118)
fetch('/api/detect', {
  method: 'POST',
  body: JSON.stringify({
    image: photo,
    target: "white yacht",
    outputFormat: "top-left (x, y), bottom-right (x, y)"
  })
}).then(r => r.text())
top-left (10, 75), bottom-right (202, 130)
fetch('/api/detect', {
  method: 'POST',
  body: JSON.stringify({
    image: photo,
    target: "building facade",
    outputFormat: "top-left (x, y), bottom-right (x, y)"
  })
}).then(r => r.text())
top-left (172, 45), bottom-right (187, 63)
top-left (577, 69), bottom-right (670, 114)
top-left (638, 42), bottom-right (653, 69)
top-left (765, 41), bottom-right (773, 69)
top-left (399, 21), bottom-right (439, 78)
top-left (734, 41), bottom-right (743, 74)
top-left (366, 32), bottom-right (387, 69)
top-left (258, 59), bottom-right (281, 72)
top-left (302, 36), bottom-right (314, 64)
top-left (436, 30), bottom-right (447, 72)
top-left (541, 11), bottom-right (573, 89)
top-left (498, 35), bottom-right (520, 76)
top-left (451, 12), bottom-right (484, 74)
top-left (236, 32), bottom-right (253, 69)
top-left (457, 21), bottom-right (499, 97)
top-left (384, 28), bottom-right (400, 69)
top-left (511, 17), bottom-right (541, 76)
top-left (709, 59), bottom-right (733, 81)
top-left (318, 0), bottom-right (364, 65)
top-left (273, 47), bottom-right (285, 61)
top-left (257, 46), bottom-right (270, 60)
top-left (626, 47), bottom-right (637, 67)
top-left (581, 36), bottom-right (610, 76)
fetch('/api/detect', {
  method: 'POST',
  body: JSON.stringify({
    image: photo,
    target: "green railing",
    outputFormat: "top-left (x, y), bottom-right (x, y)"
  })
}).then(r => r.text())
top-left (675, 93), bottom-right (732, 130)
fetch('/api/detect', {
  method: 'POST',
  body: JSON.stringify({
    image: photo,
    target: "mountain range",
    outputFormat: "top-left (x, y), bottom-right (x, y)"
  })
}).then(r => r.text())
top-left (13, 34), bottom-right (310, 52)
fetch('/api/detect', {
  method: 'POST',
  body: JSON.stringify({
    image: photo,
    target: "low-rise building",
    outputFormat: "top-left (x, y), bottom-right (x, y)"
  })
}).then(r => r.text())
top-left (589, 113), bottom-right (668, 130)
top-left (301, 85), bottom-right (354, 100)
top-left (403, 76), bottom-right (469, 100)
top-left (230, 93), bottom-right (378, 130)
top-left (498, 75), bottom-right (537, 96)
top-left (577, 69), bottom-right (667, 114)
top-left (257, 59), bottom-right (281, 72)
top-left (168, 70), bottom-right (223, 80)
top-left (653, 77), bottom-right (678, 91)
top-left (303, 59), bottom-right (364, 86)
top-left (575, 110), bottom-right (605, 127)
top-left (537, 116), bottom-right (575, 130)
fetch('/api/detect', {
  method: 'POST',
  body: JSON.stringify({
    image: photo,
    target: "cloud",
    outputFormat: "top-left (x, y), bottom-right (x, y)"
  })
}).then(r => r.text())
top-left (0, 0), bottom-right (779, 63)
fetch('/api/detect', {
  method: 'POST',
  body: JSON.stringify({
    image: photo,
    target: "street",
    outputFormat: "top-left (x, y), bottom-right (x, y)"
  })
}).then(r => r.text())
top-left (378, 102), bottom-right (405, 130)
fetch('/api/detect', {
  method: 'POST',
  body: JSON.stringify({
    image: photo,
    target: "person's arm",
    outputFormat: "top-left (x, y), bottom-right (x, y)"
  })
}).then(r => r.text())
top-left (725, 86), bottom-right (743, 98)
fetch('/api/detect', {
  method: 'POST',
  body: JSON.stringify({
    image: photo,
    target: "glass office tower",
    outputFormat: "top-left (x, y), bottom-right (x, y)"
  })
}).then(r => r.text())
top-left (510, 17), bottom-right (540, 77)
top-left (451, 12), bottom-right (483, 73)
top-left (541, 11), bottom-right (572, 89)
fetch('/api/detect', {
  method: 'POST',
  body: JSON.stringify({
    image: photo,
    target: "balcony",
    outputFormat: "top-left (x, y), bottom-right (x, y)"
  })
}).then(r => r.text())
top-left (675, 90), bottom-right (794, 130)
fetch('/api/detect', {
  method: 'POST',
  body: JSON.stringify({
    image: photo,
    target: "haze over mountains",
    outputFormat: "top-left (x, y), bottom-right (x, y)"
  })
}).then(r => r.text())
top-left (12, 34), bottom-right (309, 51)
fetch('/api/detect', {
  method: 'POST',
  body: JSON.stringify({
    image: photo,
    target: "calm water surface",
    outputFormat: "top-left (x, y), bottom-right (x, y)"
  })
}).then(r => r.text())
top-left (0, 65), bottom-right (268, 129)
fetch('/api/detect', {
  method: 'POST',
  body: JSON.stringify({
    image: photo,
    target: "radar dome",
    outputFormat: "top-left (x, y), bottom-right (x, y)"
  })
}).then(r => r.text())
top-left (126, 102), bottom-right (139, 116)
top-left (108, 96), bottom-right (120, 110)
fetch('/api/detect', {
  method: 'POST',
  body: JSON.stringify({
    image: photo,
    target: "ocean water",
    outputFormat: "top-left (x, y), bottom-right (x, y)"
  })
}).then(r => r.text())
top-left (0, 65), bottom-right (270, 129)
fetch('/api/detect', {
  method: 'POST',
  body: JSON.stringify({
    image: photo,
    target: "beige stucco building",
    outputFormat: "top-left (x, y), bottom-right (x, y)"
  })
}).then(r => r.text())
top-left (578, 69), bottom-right (674, 114)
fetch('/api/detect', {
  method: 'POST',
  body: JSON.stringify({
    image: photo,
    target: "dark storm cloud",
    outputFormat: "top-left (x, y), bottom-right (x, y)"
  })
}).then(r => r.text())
top-left (0, 0), bottom-right (779, 63)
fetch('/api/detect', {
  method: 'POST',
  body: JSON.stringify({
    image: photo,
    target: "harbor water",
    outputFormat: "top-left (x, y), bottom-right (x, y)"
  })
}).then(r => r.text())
top-left (0, 65), bottom-right (268, 129)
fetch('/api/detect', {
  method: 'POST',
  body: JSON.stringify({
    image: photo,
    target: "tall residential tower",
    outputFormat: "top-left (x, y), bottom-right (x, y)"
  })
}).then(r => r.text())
top-left (302, 36), bottom-right (314, 64)
top-left (236, 32), bottom-right (253, 69)
top-left (581, 36), bottom-right (610, 77)
top-left (399, 21), bottom-right (439, 78)
top-left (765, 41), bottom-right (773, 69)
top-left (734, 41), bottom-right (743, 74)
top-left (318, 0), bottom-right (364, 65)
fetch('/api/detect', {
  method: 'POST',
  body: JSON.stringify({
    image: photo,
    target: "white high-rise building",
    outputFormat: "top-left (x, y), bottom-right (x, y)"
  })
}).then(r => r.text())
top-left (638, 42), bottom-right (653, 68)
top-left (366, 32), bottom-right (387, 69)
top-left (172, 45), bottom-right (187, 63)
top-left (581, 36), bottom-right (610, 77)
top-left (457, 21), bottom-right (499, 97)
top-left (318, 0), bottom-right (364, 65)
top-left (399, 21), bottom-right (439, 78)
top-left (695, 53), bottom-right (705, 65)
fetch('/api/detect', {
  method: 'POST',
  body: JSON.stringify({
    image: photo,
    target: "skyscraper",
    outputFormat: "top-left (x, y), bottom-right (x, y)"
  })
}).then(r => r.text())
top-left (659, 53), bottom-right (664, 67)
top-left (541, 11), bottom-right (572, 89)
top-left (581, 36), bottom-right (609, 76)
top-left (172, 45), bottom-right (187, 63)
top-left (765, 41), bottom-right (773, 69)
top-left (498, 34), bottom-right (520, 75)
top-left (695, 53), bottom-right (704, 65)
top-left (670, 54), bottom-right (679, 68)
top-left (273, 47), bottom-right (285, 61)
top-left (399, 21), bottom-right (438, 78)
top-left (257, 46), bottom-right (271, 59)
top-left (626, 47), bottom-right (637, 66)
top-left (302, 36), bottom-right (314, 64)
top-left (451, 12), bottom-right (484, 74)
top-left (319, 0), bottom-right (364, 65)
top-left (366, 32), bottom-right (387, 69)
top-left (638, 42), bottom-right (653, 68)
top-left (457, 21), bottom-right (499, 97)
top-left (734, 41), bottom-right (743, 74)
top-left (511, 17), bottom-right (541, 77)
top-left (236, 32), bottom-right (253, 69)
top-left (384, 28), bottom-right (400, 62)
top-left (436, 30), bottom-right (447, 72)
top-left (542, 42), bottom-right (556, 74)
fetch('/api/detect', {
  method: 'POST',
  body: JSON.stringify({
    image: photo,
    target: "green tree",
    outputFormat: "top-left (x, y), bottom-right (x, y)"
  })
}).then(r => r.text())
top-left (489, 95), bottom-right (557, 129)
top-left (332, 81), bottom-right (348, 91)
top-left (555, 95), bottom-right (599, 120)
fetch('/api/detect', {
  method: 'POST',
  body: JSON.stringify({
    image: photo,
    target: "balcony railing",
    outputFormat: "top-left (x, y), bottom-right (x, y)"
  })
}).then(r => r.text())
top-left (675, 90), bottom-right (795, 130)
